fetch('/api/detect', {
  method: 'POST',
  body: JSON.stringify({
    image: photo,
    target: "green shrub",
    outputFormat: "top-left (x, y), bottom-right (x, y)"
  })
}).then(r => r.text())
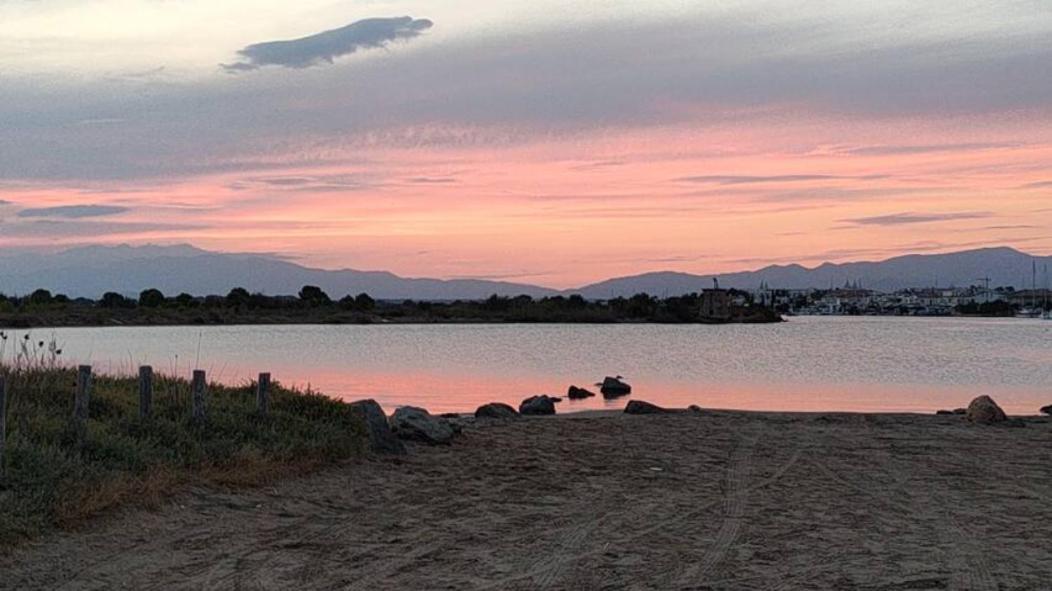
top-left (0, 365), bottom-right (365, 545)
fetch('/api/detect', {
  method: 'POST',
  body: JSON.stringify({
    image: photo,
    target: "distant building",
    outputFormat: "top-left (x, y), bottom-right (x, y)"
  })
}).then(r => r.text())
top-left (700, 280), bottom-right (732, 320)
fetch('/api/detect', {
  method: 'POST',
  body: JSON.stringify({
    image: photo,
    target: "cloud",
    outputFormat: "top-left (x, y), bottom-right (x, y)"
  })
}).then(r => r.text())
top-left (4, 6), bottom-right (1052, 182)
top-left (223, 16), bottom-right (433, 72)
top-left (678, 174), bottom-right (887, 185)
top-left (1020, 180), bottom-right (1052, 189)
top-left (408, 177), bottom-right (457, 184)
top-left (839, 211), bottom-right (993, 226)
top-left (17, 205), bottom-right (129, 218)
top-left (839, 142), bottom-right (1019, 156)
top-left (231, 174), bottom-right (374, 193)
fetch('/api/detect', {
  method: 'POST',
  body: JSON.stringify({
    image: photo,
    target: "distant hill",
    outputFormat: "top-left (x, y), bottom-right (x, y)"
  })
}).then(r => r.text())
top-left (570, 247), bottom-right (1052, 297)
top-left (0, 244), bottom-right (1048, 299)
top-left (0, 244), bottom-right (559, 300)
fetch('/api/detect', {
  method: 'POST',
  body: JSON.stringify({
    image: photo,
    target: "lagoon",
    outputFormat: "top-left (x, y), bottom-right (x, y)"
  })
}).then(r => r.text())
top-left (5, 316), bottom-right (1051, 414)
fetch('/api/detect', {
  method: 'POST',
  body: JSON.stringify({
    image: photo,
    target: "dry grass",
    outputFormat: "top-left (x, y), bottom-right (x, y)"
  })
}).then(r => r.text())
top-left (0, 341), bottom-right (366, 545)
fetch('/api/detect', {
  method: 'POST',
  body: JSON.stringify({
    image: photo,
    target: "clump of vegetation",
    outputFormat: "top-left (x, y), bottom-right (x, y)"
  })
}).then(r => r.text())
top-left (0, 335), bottom-right (365, 545)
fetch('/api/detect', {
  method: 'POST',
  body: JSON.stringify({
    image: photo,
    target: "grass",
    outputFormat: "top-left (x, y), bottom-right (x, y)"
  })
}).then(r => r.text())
top-left (0, 345), bottom-right (366, 546)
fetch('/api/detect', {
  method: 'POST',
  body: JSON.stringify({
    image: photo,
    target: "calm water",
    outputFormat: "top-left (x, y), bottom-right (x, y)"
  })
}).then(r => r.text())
top-left (4, 317), bottom-right (1051, 414)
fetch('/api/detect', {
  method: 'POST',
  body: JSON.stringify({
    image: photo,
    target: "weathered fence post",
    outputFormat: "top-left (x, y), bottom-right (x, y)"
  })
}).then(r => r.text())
top-left (139, 366), bottom-right (153, 419)
top-left (256, 372), bottom-right (271, 416)
top-left (0, 375), bottom-right (7, 481)
top-left (74, 365), bottom-right (92, 442)
top-left (191, 369), bottom-right (207, 423)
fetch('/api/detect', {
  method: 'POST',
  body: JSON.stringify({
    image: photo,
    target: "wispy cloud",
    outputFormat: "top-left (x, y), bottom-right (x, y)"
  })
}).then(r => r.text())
top-left (839, 211), bottom-right (993, 226)
top-left (678, 174), bottom-right (887, 185)
top-left (17, 205), bottom-right (129, 219)
top-left (222, 16), bottom-right (433, 72)
top-left (407, 177), bottom-right (458, 184)
top-left (839, 142), bottom-right (1019, 156)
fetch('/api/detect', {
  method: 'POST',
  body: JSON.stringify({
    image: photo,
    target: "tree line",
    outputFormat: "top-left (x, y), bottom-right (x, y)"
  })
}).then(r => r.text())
top-left (0, 286), bottom-right (777, 326)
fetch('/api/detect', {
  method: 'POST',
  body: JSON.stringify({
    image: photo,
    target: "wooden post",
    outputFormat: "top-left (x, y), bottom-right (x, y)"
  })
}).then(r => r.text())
top-left (256, 372), bottom-right (271, 416)
top-left (139, 366), bottom-right (153, 419)
top-left (191, 369), bottom-right (206, 423)
top-left (0, 375), bottom-right (7, 481)
top-left (74, 365), bottom-right (92, 442)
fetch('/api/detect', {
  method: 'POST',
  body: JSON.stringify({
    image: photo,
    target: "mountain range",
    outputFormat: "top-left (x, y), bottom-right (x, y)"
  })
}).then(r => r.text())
top-left (0, 244), bottom-right (1048, 300)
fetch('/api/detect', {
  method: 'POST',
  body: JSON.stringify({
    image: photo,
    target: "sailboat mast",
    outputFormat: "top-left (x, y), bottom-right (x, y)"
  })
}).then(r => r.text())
top-left (1033, 260), bottom-right (1037, 309)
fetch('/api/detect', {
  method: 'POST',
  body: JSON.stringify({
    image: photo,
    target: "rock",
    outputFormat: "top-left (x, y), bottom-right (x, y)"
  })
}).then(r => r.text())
top-left (348, 399), bottom-right (406, 455)
top-left (688, 405), bottom-right (703, 414)
top-left (1040, 405), bottom-right (1052, 416)
top-left (965, 395), bottom-right (1007, 425)
top-left (936, 410), bottom-right (955, 416)
top-left (952, 408), bottom-right (967, 415)
top-left (439, 412), bottom-right (462, 419)
top-left (519, 395), bottom-right (558, 416)
top-left (567, 385), bottom-right (596, 400)
top-left (599, 376), bottom-right (632, 398)
top-left (475, 402), bottom-right (520, 419)
top-left (391, 406), bottom-right (456, 444)
top-left (624, 400), bottom-right (672, 415)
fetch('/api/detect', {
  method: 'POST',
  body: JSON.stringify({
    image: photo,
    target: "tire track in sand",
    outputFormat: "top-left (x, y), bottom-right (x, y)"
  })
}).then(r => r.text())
top-left (476, 424), bottom-right (801, 591)
top-left (671, 429), bottom-right (760, 586)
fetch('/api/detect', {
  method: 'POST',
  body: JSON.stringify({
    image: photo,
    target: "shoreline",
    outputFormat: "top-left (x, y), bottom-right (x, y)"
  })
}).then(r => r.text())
top-left (0, 317), bottom-right (785, 330)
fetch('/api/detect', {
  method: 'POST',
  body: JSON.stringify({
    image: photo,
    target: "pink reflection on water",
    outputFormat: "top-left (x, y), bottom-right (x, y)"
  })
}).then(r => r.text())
top-left (267, 367), bottom-right (1046, 415)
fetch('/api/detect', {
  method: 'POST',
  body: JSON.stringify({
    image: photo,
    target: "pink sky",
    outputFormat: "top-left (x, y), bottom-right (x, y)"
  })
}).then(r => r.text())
top-left (2, 3), bottom-right (1051, 287)
top-left (4, 115), bottom-right (1051, 287)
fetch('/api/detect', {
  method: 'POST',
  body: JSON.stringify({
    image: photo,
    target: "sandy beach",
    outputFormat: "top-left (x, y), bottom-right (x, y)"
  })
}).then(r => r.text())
top-left (3, 409), bottom-right (1051, 590)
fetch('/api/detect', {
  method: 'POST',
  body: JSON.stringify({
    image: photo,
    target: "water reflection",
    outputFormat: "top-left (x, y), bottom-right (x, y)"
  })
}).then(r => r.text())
top-left (4, 317), bottom-right (1050, 414)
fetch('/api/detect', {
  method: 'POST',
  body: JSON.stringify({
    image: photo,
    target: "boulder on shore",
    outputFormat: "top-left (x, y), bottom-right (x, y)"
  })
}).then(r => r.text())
top-left (599, 376), bottom-right (632, 398)
top-left (1040, 405), bottom-right (1052, 416)
top-left (567, 386), bottom-right (596, 400)
top-left (624, 400), bottom-right (672, 415)
top-left (519, 395), bottom-right (558, 416)
top-left (966, 395), bottom-right (1007, 425)
top-left (391, 406), bottom-right (457, 444)
top-left (475, 402), bottom-right (520, 420)
top-left (348, 399), bottom-right (407, 455)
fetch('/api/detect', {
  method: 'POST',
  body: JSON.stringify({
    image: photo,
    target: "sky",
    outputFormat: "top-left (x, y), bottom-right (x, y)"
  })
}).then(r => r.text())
top-left (1, 0), bottom-right (1051, 288)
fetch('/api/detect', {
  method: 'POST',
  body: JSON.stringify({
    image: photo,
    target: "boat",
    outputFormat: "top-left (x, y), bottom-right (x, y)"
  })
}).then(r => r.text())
top-left (1016, 260), bottom-right (1045, 319)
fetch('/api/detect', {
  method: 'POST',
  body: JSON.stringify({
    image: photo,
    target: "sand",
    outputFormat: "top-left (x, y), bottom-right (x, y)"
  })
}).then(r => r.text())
top-left (3, 410), bottom-right (1052, 590)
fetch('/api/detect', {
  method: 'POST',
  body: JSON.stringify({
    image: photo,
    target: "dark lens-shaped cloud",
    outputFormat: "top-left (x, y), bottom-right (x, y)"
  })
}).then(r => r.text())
top-left (223, 16), bottom-right (433, 72)
top-left (17, 204), bottom-right (129, 218)
top-left (840, 211), bottom-right (993, 226)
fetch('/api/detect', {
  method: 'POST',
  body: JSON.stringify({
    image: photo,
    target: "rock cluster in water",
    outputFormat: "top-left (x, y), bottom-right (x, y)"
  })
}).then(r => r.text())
top-left (567, 385), bottom-right (596, 400)
top-left (599, 376), bottom-right (631, 398)
top-left (519, 395), bottom-right (559, 416)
